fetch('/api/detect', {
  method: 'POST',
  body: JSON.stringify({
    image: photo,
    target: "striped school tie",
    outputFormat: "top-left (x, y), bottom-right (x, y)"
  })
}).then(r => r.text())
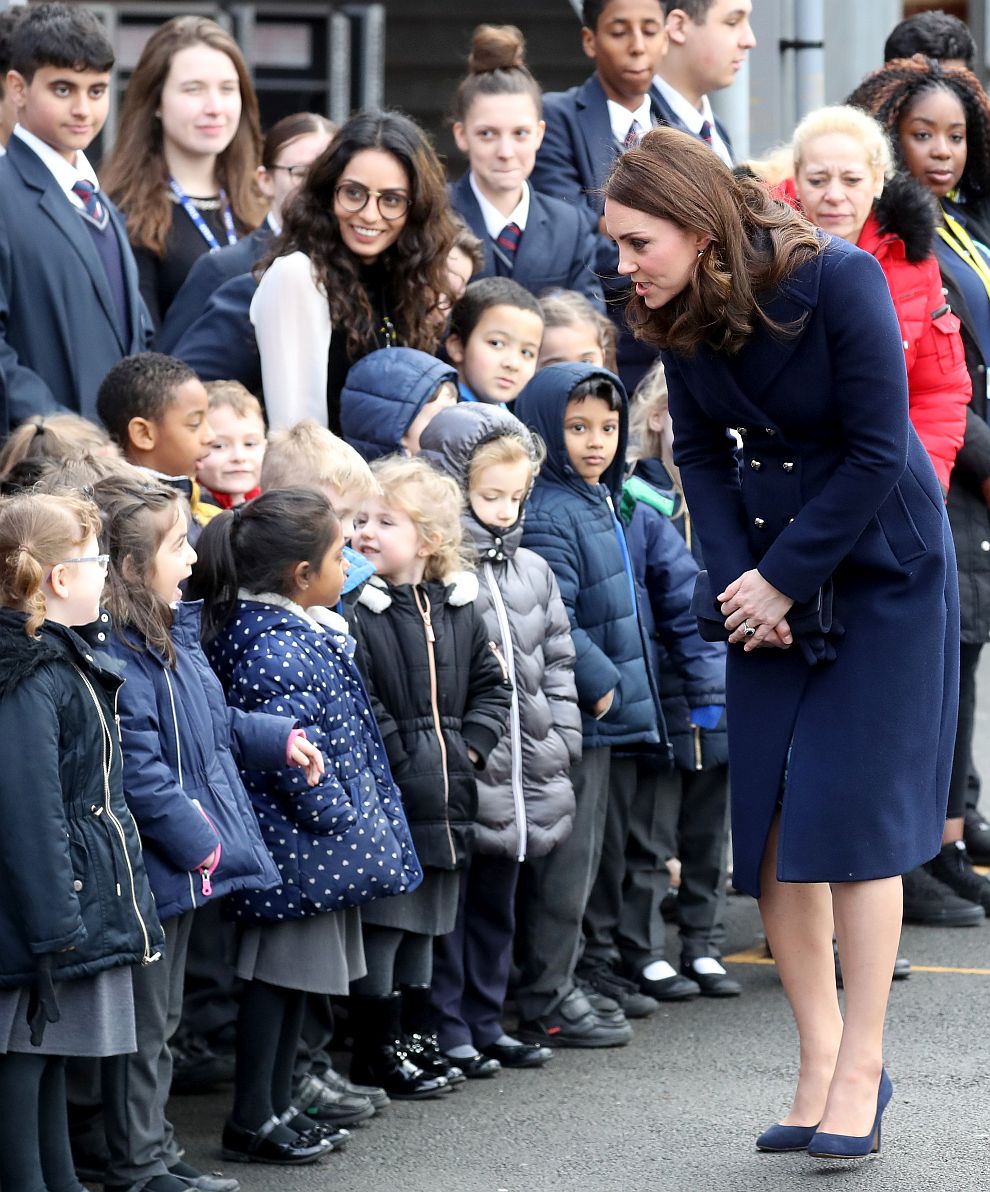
top-left (496, 222), bottom-right (522, 256)
top-left (623, 120), bottom-right (642, 149)
top-left (72, 179), bottom-right (109, 230)
top-left (699, 120), bottom-right (714, 147)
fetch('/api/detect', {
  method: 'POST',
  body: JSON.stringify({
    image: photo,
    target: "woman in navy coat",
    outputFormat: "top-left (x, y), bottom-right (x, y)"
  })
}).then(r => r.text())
top-left (605, 127), bottom-right (958, 1159)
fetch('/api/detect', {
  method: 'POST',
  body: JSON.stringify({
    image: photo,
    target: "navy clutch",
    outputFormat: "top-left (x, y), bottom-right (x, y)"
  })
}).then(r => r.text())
top-left (691, 570), bottom-right (834, 643)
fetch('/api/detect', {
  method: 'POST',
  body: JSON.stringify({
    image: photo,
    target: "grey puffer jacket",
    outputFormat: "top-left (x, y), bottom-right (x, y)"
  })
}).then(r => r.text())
top-left (421, 404), bottom-right (581, 860)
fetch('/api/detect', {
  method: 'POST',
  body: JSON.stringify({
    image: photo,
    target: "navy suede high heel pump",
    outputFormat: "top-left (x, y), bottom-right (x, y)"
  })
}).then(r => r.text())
top-left (755, 1122), bottom-right (819, 1152)
top-left (807, 1068), bottom-right (892, 1160)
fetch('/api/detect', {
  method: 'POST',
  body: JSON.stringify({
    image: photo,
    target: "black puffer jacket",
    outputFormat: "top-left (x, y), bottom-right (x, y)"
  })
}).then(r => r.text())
top-left (350, 574), bottom-right (512, 869)
top-left (0, 611), bottom-right (164, 989)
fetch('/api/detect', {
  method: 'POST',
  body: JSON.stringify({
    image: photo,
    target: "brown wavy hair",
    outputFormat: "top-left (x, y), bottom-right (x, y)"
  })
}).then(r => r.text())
top-left (258, 109), bottom-right (458, 359)
top-left (0, 491), bottom-right (102, 637)
top-left (102, 15), bottom-right (265, 256)
top-left (604, 126), bottom-right (823, 355)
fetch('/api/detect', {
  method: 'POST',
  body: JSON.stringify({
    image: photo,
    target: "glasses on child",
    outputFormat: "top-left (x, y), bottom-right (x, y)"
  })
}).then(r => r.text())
top-left (270, 163), bottom-right (310, 181)
top-left (334, 182), bottom-right (410, 221)
top-left (59, 554), bottom-right (110, 572)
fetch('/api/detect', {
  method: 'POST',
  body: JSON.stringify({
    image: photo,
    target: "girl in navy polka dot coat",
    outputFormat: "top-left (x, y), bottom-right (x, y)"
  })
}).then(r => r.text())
top-left (190, 487), bottom-right (421, 1158)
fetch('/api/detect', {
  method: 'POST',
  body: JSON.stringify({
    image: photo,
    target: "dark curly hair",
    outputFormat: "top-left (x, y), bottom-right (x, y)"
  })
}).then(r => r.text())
top-left (259, 109), bottom-right (458, 360)
top-left (847, 56), bottom-right (990, 204)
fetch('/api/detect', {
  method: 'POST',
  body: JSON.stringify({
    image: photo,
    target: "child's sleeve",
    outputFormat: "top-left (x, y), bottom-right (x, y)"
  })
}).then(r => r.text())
top-left (226, 705), bottom-right (298, 773)
top-left (461, 606), bottom-right (513, 768)
top-left (540, 566), bottom-right (583, 765)
top-left (229, 654), bottom-right (358, 837)
top-left (0, 672), bottom-right (87, 955)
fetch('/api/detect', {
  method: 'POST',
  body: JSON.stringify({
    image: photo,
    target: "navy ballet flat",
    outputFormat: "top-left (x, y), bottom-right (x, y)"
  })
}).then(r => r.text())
top-left (755, 1121), bottom-right (819, 1152)
top-left (808, 1068), bottom-right (892, 1160)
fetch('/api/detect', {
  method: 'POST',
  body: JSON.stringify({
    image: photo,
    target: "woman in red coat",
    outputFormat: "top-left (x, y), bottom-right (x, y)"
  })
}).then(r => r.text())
top-left (789, 104), bottom-right (969, 493)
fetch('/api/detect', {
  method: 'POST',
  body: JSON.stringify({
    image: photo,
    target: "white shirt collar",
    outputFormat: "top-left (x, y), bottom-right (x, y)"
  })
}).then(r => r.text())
top-left (265, 211), bottom-right (281, 235)
top-left (651, 76), bottom-right (733, 166)
top-left (606, 94), bottom-right (653, 147)
top-left (12, 124), bottom-right (99, 209)
top-left (468, 172), bottom-right (530, 240)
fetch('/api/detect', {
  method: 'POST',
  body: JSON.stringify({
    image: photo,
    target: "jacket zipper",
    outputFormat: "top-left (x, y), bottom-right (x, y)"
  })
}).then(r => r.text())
top-left (74, 667), bottom-right (159, 965)
top-left (483, 562), bottom-right (526, 862)
top-left (413, 587), bottom-right (456, 866)
top-left (162, 669), bottom-right (198, 909)
top-left (693, 726), bottom-right (703, 771)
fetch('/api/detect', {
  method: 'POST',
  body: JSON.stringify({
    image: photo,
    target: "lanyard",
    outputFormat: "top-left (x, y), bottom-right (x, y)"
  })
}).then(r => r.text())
top-left (168, 177), bottom-right (238, 253)
top-left (937, 209), bottom-right (990, 301)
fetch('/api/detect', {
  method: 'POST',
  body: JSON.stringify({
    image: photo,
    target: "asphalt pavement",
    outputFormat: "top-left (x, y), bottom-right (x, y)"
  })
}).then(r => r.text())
top-left (153, 658), bottom-right (990, 1192)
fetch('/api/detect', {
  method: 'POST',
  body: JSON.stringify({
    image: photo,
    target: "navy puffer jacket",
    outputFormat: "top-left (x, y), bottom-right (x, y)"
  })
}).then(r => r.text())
top-left (206, 596), bottom-right (422, 920)
top-left (340, 347), bottom-right (457, 460)
top-left (0, 611), bottom-right (164, 989)
top-left (107, 601), bottom-right (284, 921)
top-left (513, 363), bottom-right (659, 748)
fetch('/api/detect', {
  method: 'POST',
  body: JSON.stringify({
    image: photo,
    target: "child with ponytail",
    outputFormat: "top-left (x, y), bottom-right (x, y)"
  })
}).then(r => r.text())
top-left (419, 403), bottom-right (582, 1074)
top-left (92, 474), bottom-right (325, 1186)
top-left (187, 487), bottom-right (422, 1157)
top-left (0, 491), bottom-right (162, 1192)
top-left (450, 24), bottom-right (602, 304)
top-left (348, 456), bottom-right (512, 1095)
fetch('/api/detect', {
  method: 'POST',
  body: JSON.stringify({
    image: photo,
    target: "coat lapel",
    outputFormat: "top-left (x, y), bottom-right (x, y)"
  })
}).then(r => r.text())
top-left (449, 175), bottom-right (494, 276)
top-left (576, 75), bottom-right (619, 204)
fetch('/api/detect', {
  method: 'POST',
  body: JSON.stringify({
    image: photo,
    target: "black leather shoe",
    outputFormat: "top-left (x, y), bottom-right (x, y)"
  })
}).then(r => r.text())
top-left (318, 1064), bottom-right (389, 1110)
top-left (455, 1052), bottom-right (501, 1078)
top-left (294, 1072), bottom-right (375, 1126)
top-left (965, 808), bottom-right (990, 865)
top-left (517, 988), bottom-right (632, 1049)
top-left (221, 1117), bottom-right (329, 1166)
top-left (481, 1041), bottom-right (552, 1068)
top-left (578, 962), bottom-right (659, 1019)
top-left (168, 1158), bottom-right (240, 1191)
top-left (637, 970), bottom-right (700, 1001)
top-left (681, 960), bottom-right (742, 997)
top-left (348, 992), bottom-right (451, 1100)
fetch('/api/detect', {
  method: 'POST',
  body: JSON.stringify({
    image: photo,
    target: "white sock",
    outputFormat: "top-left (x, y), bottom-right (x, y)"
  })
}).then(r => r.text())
top-left (689, 957), bottom-right (726, 976)
top-left (642, 960), bottom-right (677, 981)
top-left (495, 1033), bottom-right (521, 1047)
top-left (446, 1044), bottom-right (478, 1060)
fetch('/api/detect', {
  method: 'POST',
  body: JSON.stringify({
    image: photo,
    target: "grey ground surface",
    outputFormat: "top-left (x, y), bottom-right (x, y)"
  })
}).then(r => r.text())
top-left (127, 660), bottom-right (990, 1192)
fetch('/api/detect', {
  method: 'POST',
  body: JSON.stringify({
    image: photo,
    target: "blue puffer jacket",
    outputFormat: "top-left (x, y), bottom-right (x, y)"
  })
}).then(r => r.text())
top-left (107, 601), bottom-right (284, 922)
top-left (340, 347), bottom-right (458, 460)
top-left (513, 363), bottom-right (659, 748)
top-left (624, 459), bottom-right (728, 772)
top-left (206, 596), bottom-right (422, 921)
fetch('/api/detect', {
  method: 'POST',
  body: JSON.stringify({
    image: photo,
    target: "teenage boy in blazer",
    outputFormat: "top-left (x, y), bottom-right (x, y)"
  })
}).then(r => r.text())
top-left (0, 3), bottom-right (151, 428)
top-left (652, 0), bottom-right (756, 166)
top-left (531, 0), bottom-right (667, 392)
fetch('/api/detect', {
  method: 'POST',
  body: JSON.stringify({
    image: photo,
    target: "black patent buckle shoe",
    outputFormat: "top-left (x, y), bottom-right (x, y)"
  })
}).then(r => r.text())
top-left (456, 1052), bottom-right (502, 1078)
top-left (404, 1031), bottom-right (466, 1085)
top-left (680, 959), bottom-right (742, 998)
top-left (276, 1104), bottom-right (348, 1150)
top-left (221, 1116), bottom-right (330, 1165)
top-left (481, 1041), bottom-right (552, 1068)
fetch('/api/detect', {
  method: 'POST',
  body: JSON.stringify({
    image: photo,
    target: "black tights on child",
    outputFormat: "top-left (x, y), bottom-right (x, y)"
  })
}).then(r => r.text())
top-left (232, 980), bottom-right (312, 1143)
top-left (349, 926), bottom-right (433, 996)
top-left (0, 1052), bottom-right (85, 1192)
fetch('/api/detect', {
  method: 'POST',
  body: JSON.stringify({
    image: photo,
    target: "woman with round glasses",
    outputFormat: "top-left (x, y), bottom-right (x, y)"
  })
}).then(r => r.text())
top-left (250, 110), bottom-right (459, 433)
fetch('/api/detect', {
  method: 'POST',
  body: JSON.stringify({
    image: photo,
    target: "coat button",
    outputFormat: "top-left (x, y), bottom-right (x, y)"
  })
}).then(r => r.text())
top-left (97, 632), bottom-right (106, 642)
top-left (736, 426), bottom-right (749, 436)
top-left (764, 427), bottom-right (776, 436)
top-left (754, 517), bottom-right (766, 529)
top-left (782, 461), bottom-right (794, 472)
top-left (982, 541), bottom-right (990, 552)
top-left (750, 459), bottom-right (762, 470)
top-left (72, 879), bottom-right (83, 892)
top-left (903, 340), bottom-right (910, 351)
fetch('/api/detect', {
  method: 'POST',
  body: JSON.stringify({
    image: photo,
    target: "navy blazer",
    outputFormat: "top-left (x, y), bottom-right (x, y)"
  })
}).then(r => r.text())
top-left (649, 83), bottom-right (734, 162)
top-left (665, 236), bottom-right (958, 897)
top-left (0, 135), bottom-right (151, 425)
top-left (171, 272), bottom-right (262, 395)
top-left (158, 223), bottom-right (273, 354)
top-left (448, 174), bottom-right (603, 307)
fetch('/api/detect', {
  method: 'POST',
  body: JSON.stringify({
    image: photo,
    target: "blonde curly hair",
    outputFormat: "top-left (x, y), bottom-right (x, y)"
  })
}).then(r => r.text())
top-left (370, 456), bottom-right (471, 583)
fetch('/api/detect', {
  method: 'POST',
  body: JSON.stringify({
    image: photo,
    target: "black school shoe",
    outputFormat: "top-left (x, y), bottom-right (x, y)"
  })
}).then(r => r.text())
top-left (481, 1041), bottom-right (553, 1068)
top-left (902, 865), bottom-right (985, 926)
top-left (517, 987), bottom-right (632, 1049)
top-left (926, 841), bottom-right (990, 915)
top-left (680, 958), bottom-right (741, 998)
top-left (964, 809), bottom-right (990, 865)
top-left (577, 961), bottom-right (660, 1019)
top-left (293, 1071), bottom-right (375, 1126)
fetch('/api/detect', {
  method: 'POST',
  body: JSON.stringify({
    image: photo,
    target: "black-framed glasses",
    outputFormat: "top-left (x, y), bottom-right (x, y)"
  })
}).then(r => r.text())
top-left (334, 182), bottom-right (410, 221)
top-left (270, 163), bottom-right (310, 181)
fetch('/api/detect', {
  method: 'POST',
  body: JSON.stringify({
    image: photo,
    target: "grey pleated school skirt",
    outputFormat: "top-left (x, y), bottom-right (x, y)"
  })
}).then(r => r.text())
top-left (0, 964), bottom-right (136, 1056)
top-left (360, 867), bottom-right (460, 936)
top-left (235, 907), bottom-right (366, 994)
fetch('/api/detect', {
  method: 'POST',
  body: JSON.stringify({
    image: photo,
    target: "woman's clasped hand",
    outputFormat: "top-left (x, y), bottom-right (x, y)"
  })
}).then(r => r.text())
top-left (717, 569), bottom-right (794, 651)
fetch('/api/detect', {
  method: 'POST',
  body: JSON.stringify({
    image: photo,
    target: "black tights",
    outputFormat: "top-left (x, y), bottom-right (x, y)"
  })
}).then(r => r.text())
top-left (0, 1053), bottom-right (84, 1192)
top-left (349, 926), bottom-right (433, 997)
top-left (232, 980), bottom-right (307, 1142)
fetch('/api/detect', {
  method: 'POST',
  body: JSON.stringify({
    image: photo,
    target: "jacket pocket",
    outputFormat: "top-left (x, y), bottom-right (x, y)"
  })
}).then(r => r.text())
top-left (876, 486), bottom-right (927, 566)
top-left (932, 309), bottom-right (965, 371)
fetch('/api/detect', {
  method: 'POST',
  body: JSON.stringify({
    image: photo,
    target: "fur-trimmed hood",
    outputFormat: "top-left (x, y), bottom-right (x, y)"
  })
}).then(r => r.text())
top-left (871, 171), bottom-right (940, 263)
top-left (0, 610), bottom-right (120, 699)
top-left (356, 570), bottom-right (480, 614)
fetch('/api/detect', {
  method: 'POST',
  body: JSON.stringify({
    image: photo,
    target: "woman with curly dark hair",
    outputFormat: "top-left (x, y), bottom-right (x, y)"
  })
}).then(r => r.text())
top-left (250, 110), bottom-right (458, 434)
top-left (849, 56), bottom-right (990, 909)
top-left (102, 16), bottom-right (266, 330)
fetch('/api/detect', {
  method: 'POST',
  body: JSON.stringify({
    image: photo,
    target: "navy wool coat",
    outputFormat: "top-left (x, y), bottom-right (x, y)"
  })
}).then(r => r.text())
top-left (513, 363), bottom-right (660, 749)
top-left (665, 236), bottom-right (959, 897)
top-left (171, 273), bottom-right (262, 395)
top-left (206, 598), bottom-right (423, 921)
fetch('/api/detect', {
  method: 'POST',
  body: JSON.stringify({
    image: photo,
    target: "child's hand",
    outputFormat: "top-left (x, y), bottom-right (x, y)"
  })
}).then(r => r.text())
top-left (591, 690), bottom-right (615, 719)
top-left (289, 736), bottom-right (325, 786)
top-left (195, 848), bottom-right (218, 871)
top-left (467, 746), bottom-right (480, 766)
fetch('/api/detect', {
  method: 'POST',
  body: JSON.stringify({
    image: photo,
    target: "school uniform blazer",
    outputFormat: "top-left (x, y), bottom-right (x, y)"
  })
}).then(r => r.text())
top-left (448, 174), bottom-right (603, 307)
top-left (0, 135), bottom-right (151, 426)
top-left (648, 84), bottom-right (734, 162)
top-left (665, 236), bottom-right (959, 898)
top-left (158, 223), bottom-right (273, 354)
top-left (171, 273), bottom-right (263, 395)
top-left (532, 73), bottom-right (667, 281)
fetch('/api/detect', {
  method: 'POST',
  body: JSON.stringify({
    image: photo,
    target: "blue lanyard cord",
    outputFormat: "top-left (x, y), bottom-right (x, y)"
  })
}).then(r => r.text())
top-left (168, 177), bottom-right (238, 253)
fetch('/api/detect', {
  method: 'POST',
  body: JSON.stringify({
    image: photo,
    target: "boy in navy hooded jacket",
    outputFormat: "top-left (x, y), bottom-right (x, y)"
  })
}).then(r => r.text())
top-left (511, 362), bottom-right (660, 1047)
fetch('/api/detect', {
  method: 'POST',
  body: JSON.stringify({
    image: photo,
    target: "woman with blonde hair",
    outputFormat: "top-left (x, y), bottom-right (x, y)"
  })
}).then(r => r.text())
top-left (103, 15), bottom-right (266, 329)
top-left (605, 126), bottom-right (958, 1159)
